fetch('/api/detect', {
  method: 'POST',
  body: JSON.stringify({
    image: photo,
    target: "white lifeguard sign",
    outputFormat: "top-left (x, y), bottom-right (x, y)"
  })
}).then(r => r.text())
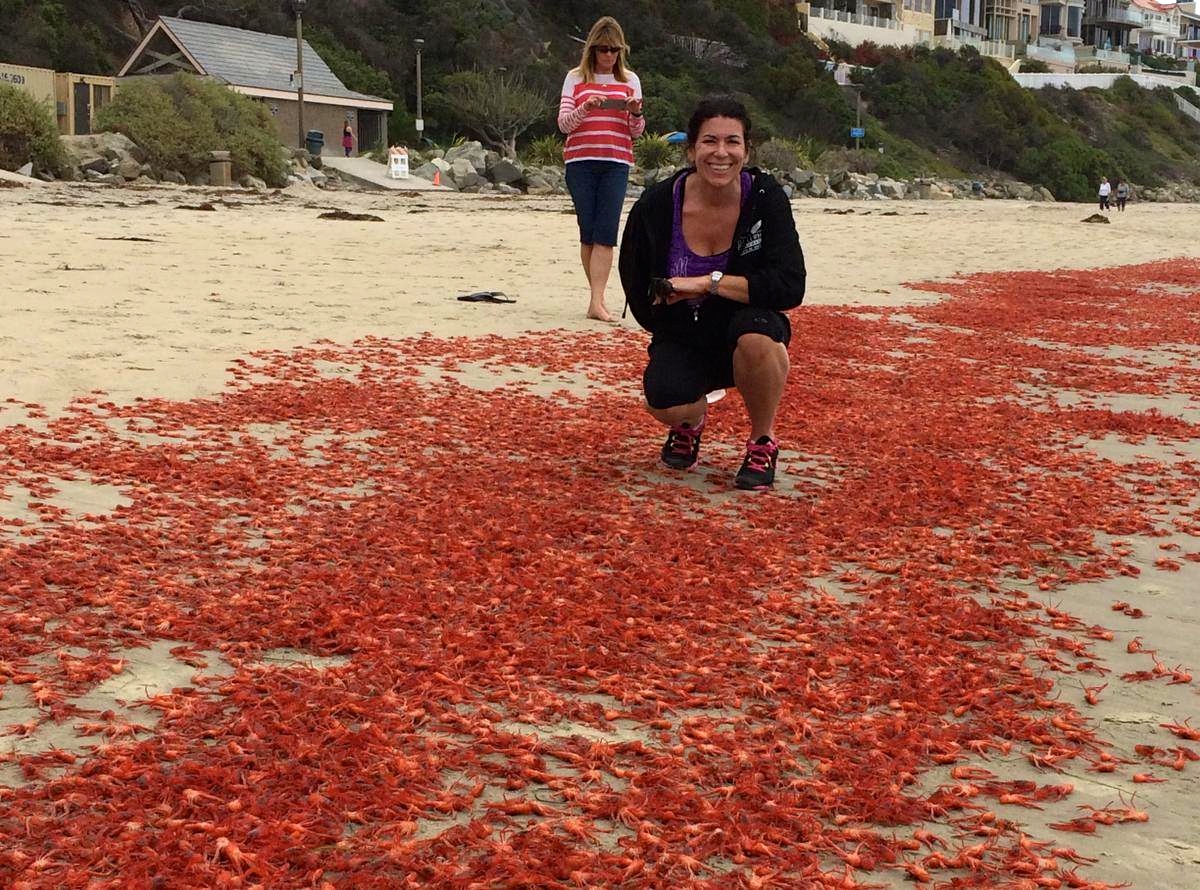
top-left (388, 146), bottom-right (409, 180)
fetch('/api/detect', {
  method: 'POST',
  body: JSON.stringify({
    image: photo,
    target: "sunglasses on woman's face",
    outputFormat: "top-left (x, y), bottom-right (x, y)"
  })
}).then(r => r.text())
top-left (593, 45), bottom-right (622, 54)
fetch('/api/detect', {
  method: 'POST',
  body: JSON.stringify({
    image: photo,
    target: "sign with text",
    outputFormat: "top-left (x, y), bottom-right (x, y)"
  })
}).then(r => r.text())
top-left (850, 127), bottom-right (865, 139)
top-left (0, 62), bottom-right (55, 104)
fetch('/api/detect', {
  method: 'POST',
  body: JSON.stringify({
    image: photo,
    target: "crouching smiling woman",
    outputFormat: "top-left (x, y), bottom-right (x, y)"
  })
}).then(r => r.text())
top-left (618, 95), bottom-right (806, 490)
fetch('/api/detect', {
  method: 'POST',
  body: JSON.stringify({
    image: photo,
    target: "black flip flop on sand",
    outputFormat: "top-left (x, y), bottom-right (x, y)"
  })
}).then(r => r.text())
top-left (457, 291), bottom-right (516, 304)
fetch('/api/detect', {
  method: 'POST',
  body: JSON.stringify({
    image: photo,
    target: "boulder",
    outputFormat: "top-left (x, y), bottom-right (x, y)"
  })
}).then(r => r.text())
top-left (444, 141), bottom-right (488, 174)
top-left (495, 183), bottom-right (523, 196)
top-left (489, 157), bottom-right (526, 186)
top-left (911, 180), bottom-right (954, 200)
top-left (84, 170), bottom-right (121, 185)
top-left (80, 157), bottom-right (111, 175)
top-left (807, 174), bottom-right (829, 198)
top-left (790, 168), bottom-right (815, 189)
top-left (1006, 182), bottom-right (1034, 200)
top-left (878, 178), bottom-right (905, 199)
top-left (413, 160), bottom-right (458, 190)
top-left (60, 132), bottom-right (146, 165)
top-left (524, 171), bottom-right (556, 195)
top-left (1032, 186), bottom-right (1055, 202)
top-left (449, 157), bottom-right (481, 189)
top-left (161, 170), bottom-right (187, 185)
top-left (116, 157), bottom-right (143, 180)
top-left (240, 174), bottom-right (268, 190)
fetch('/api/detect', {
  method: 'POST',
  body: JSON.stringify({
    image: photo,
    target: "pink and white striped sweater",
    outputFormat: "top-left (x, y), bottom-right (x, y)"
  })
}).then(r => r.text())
top-left (557, 70), bottom-right (645, 166)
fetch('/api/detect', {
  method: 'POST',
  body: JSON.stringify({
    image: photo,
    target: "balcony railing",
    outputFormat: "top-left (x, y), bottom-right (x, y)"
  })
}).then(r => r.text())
top-left (809, 5), bottom-right (904, 29)
top-left (1082, 5), bottom-right (1142, 26)
top-left (930, 33), bottom-right (1017, 58)
top-left (1138, 18), bottom-right (1173, 35)
top-left (1026, 38), bottom-right (1079, 65)
top-left (1075, 45), bottom-right (1130, 64)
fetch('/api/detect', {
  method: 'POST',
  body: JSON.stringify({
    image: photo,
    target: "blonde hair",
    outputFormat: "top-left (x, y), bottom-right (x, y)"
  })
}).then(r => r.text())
top-left (575, 16), bottom-right (631, 83)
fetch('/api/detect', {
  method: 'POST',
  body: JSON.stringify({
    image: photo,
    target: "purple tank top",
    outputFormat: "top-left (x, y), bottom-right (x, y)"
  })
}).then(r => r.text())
top-left (669, 171), bottom-right (752, 309)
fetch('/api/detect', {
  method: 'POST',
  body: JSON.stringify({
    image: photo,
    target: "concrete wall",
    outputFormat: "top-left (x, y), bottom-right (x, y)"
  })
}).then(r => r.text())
top-left (1013, 70), bottom-right (1196, 87)
top-left (0, 61), bottom-right (56, 106)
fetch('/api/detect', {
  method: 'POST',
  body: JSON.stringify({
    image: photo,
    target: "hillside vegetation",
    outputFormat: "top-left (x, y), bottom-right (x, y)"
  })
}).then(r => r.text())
top-left (856, 44), bottom-right (1200, 201)
top-left (4, 0), bottom-right (1200, 199)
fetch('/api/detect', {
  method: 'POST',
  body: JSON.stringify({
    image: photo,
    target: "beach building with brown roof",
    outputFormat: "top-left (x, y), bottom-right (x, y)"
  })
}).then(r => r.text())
top-left (116, 16), bottom-right (393, 154)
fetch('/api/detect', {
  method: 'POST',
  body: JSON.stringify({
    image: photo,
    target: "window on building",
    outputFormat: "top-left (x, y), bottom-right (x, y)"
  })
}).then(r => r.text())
top-left (1067, 5), bottom-right (1082, 36)
top-left (1019, 13), bottom-right (1031, 41)
top-left (1040, 4), bottom-right (1061, 35)
top-left (936, 0), bottom-right (956, 18)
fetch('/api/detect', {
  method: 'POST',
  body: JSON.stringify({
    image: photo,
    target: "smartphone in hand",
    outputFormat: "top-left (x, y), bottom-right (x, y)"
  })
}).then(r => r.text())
top-left (598, 97), bottom-right (627, 110)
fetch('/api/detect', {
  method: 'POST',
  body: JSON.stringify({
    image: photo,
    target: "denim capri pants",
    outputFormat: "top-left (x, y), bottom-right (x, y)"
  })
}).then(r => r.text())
top-left (565, 160), bottom-right (629, 247)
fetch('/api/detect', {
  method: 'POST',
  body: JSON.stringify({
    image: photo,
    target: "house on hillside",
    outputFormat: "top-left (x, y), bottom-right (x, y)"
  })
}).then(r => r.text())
top-left (1178, 2), bottom-right (1200, 61)
top-left (116, 16), bottom-right (392, 154)
top-left (1132, 0), bottom-right (1178, 55)
top-left (799, 0), bottom-right (932, 49)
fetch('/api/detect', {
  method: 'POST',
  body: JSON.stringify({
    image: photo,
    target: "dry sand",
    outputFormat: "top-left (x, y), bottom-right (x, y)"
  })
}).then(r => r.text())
top-left (1, 182), bottom-right (1194, 414)
top-left (1, 181), bottom-right (1199, 887)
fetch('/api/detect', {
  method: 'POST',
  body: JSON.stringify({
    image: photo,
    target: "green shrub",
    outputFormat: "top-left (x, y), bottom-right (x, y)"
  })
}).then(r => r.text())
top-left (1177, 85), bottom-right (1200, 107)
top-left (1077, 64), bottom-right (1126, 74)
top-left (813, 147), bottom-right (879, 174)
top-left (633, 134), bottom-right (679, 170)
top-left (523, 134), bottom-right (562, 166)
top-left (1019, 59), bottom-right (1051, 74)
top-left (95, 73), bottom-right (287, 186)
top-left (753, 136), bottom-right (812, 171)
top-left (0, 82), bottom-right (65, 176)
top-left (1016, 137), bottom-right (1111, 201)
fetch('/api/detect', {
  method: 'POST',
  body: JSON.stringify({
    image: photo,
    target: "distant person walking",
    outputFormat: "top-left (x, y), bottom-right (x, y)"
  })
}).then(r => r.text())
top-left (1115, 179), bottom-right (1130, 211)
top-left (342, 121), bottom-right (355, 158)
top-left (558, 16), bottom-right (646, 322)
top-left (1098, 176), bottom-right (1111, 211)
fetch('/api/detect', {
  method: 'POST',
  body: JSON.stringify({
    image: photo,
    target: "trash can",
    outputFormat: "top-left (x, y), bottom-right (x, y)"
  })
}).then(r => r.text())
top-left (305, 129), bottom-right (324, 157)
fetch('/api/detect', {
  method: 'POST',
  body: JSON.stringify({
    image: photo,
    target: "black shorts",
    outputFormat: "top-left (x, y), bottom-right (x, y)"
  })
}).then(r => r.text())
top-left (643, 306), bottom-right (791, 409)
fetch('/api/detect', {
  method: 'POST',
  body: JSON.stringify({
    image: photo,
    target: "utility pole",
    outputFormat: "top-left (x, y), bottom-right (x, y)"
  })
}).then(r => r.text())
top-left (855, 88), bottom-right (862, 151)
top-left (414, 38), bottom-right (425, 142)
top-left (294, 0), bottom-right (307, 150)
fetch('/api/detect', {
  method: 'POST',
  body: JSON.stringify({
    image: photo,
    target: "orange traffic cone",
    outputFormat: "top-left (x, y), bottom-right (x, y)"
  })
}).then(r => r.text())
top-left (432, 169), bottom-right (441, 187)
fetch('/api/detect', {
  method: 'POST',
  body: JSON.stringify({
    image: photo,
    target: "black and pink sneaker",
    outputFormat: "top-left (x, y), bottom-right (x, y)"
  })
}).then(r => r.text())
top-left (735, 435), bottom-right (779, 490)
top-left (660, 415), bottom-right (705, 469)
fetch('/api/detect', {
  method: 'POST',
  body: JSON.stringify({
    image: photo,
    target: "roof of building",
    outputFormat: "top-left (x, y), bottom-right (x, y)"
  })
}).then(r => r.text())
top-left (1129, 0), bottom-right (1176, 13)
top-left (119, 16), bottom-right (391, 107)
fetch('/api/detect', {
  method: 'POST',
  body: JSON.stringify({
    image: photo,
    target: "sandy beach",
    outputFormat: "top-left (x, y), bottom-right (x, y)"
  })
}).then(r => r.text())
top-left (1, 184), bottom-right (1196, 413)
top-left (1, 181), bottom-right (1199, 888)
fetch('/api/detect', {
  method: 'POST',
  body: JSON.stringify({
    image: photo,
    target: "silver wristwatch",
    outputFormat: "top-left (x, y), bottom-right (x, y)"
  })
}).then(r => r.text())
top-left (709, 270), bottom-right (723, 296)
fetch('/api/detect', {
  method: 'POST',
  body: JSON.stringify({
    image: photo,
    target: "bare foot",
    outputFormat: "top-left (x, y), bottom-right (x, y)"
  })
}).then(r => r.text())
top-left (586, 305), bottom-right (614, 322)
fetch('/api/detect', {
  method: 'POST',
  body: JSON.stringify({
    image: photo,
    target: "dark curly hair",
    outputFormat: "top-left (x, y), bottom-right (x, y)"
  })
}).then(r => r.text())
top-left (685, 95), bottom-right (752, 147)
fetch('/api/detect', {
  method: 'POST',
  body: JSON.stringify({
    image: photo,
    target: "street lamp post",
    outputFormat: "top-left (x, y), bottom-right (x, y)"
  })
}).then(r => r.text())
top-left (294, 0), bottom-right (307, 151)
top-left (414, 38), bottom-right (424, 142)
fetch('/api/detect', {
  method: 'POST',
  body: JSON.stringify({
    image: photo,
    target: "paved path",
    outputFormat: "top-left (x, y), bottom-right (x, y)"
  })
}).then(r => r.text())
top-left (321, 155), bottom-right (447, 192)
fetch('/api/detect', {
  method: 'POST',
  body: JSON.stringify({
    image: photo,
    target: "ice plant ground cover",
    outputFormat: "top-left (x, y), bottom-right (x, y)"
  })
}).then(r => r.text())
top-left (1, 260), bottom-right (1199, 888)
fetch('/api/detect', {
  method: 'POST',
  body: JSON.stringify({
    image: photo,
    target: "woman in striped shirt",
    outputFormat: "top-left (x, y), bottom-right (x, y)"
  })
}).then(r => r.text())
top-left (558, 16), bottom-right (646, 322)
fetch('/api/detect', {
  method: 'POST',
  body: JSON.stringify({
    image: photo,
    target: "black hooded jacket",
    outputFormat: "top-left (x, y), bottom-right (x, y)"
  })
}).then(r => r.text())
top-left (618, 166), bottom-right (806, 335)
